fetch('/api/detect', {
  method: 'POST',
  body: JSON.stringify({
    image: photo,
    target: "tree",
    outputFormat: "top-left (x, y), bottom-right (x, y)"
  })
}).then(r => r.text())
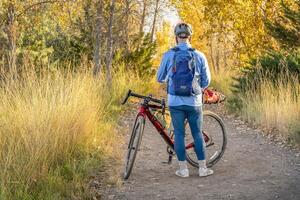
top-left (1, 0), bottom-right (63, 73)
top-left (150, 0), bottom-right (160, 42)
top-left (123, 0), bottom-right (130, 54)
top-left (265, 0), bottom-right (300, 50)
top-left (0, 0), bottom-right (158, 78)
top-left (93, 0), bottom-right (103, 76)
top-left (4, 2), bottom-right (17, 74)
top-left (171, 0), bottom-right (285, 68)
top-left (139, 0), bottom-right (148, 36)
top-left (106, 0), bottom-right (116, 84)
top-left (154, 21), bottom-right (173, 66)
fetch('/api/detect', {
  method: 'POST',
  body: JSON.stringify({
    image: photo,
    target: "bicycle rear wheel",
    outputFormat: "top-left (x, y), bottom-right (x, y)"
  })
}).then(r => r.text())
top-left (123, 115), bottom-right (145, 180)
top-left (186, 111), bottom-right (227, 168)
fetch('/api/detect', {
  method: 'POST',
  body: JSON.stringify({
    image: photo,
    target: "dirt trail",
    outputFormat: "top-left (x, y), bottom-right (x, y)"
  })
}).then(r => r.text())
top-left (101, 103), bottom-right (300, 200)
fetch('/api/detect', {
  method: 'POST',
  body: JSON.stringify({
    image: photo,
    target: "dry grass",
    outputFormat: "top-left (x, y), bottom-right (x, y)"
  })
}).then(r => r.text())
top-left (211, 68), bottom-right (300, 144)
top-left (240, 76), bottom-right (300, 142)
top-left (0, 68), bottom-right (157, 199)
top-left (210, 68), bottom-right (235, 96)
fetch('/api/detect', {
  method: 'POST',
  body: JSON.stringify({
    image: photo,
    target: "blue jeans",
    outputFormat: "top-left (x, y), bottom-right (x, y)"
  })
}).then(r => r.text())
top-left (169, 105), bottom-right (205, 161)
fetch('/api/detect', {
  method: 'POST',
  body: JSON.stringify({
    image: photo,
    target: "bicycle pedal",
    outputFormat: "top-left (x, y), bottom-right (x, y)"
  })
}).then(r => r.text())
top-left (168, 155), bottom-right (173, 164)
top-left (162, 161), bottom-right (172, 165)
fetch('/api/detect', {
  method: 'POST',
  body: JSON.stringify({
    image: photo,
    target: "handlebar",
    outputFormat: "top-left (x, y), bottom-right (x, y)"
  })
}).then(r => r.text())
top-left (121, 89), bottom-right (163, 105)
top-left (121, 89), bottom-right (166, 114)
top-left (122, 88), bottom-right (226, 112)
top-left (121, 90), bottom-right (132, 105)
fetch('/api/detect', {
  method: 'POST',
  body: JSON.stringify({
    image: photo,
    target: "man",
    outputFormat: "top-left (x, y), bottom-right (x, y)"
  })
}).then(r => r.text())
top-left (156, 22), bottom-right (213, 178)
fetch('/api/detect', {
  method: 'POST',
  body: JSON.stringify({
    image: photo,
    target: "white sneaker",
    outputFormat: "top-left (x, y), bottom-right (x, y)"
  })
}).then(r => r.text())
top-left (175, 169), bottom-right (189, 178)
top-left (199, 167), bottom-right (213, 177)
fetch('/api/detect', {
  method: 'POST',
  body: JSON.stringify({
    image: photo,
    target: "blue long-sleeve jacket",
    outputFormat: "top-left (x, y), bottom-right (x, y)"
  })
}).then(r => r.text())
top-left (156, 42), bottom-right (211, 106)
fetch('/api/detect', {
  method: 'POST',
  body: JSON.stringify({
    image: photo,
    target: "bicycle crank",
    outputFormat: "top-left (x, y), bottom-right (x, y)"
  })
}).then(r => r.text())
top-left (162, 146), bottom-right (175, 164)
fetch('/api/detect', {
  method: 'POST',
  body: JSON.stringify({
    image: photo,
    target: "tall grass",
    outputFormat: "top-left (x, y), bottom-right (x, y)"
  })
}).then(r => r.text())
top-left (0, 68), bottom-right (157, 199)
top-left (210, 68), bottom-right (235, 96)
top-left (212, 67), bottom-right (300, 144)
top-left (239, 75), bottom-right (300, 143)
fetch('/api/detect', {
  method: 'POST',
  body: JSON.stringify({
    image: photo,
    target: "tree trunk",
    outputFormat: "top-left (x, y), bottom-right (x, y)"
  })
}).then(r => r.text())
top-left (209, 35), bottom-right (217, 72)
top-left (139, 0), bottom-right (147, 36)
top-left (138, 0), bottom-right (147, 50)
top-left (124, 0), bottom-right (130, 54)
top-left (93, 0), bottom-right (103, 76)
top-left (106, 0), bottom-right (116, 85)
top-left (150, 0), bottom-right (159, 43)
top-left (215, 36), bottom-right (220, 72)
top-left (223, 34), bottom-right (228, 69)
top-left (5, 3), bottom-right (17, 75)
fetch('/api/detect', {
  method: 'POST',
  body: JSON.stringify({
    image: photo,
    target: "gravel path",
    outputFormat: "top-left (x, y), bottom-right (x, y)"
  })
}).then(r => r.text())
top-left (101, 103), bottom-right (300, 200)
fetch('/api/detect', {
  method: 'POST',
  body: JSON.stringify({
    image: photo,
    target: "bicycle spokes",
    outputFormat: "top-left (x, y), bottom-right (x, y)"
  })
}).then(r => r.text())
top-left (185, 111), bottom-right (227, 168)
top-left (203, 131), bottom-right (209, 143)
top-left (203, 131), bottom-right (214, 147)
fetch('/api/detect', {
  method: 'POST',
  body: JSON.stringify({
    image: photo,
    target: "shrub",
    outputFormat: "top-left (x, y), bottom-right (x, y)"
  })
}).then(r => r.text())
top-left (232, 50), bottom-right (300, 95)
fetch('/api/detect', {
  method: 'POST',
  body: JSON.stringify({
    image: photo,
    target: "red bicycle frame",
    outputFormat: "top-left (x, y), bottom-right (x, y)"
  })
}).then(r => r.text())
top-left (136, 103), bottom-right (210, 150)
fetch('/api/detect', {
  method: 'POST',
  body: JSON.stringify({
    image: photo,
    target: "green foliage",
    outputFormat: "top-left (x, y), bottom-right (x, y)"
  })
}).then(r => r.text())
top-left (46, 33), bottom-right (89, 65)
top-left (232, 50), bottom-right (300, 95)
top-left (19, 2), bottom-right (95, 66)
top-left (114, 34), bottom-right (157, 77)
top-left (265, 0), bottom-right (300, 50)
top-left (19, 20), bottom-right (54, 66)
top-left (233, 1), bottom-right (300, 96)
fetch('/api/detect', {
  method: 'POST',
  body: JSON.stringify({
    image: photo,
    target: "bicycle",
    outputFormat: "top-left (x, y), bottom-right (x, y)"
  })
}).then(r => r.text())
top-left (121, 89), bottom-right (227, 180)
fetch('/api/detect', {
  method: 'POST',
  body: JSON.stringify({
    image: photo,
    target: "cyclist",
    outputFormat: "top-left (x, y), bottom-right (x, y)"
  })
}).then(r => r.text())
top-left (156, 22), bottom-right (213, 178)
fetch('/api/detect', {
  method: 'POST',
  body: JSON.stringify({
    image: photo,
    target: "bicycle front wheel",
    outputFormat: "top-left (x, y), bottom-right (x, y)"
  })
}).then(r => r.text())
top-left (123, 115), bottom-right (145, 180)
top-left (186, 110), bottom-right (227, 168)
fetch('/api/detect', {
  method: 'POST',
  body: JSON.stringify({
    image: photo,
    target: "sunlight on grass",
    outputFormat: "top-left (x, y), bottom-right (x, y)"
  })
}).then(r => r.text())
top-left (210, 68), bottom-right (235, 96)
top-left (240, 76), bottom-right (300, 142)
top-left (0, 68), bottom-right (157, 199)
top-left (211, 68), bottom-right (300, 143)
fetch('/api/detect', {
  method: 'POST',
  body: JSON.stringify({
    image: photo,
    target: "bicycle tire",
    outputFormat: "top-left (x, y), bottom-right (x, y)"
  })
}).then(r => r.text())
top-left (123, 115), bottom-right (145, 180)
top-left (186, 110), bottom-right (227, 168)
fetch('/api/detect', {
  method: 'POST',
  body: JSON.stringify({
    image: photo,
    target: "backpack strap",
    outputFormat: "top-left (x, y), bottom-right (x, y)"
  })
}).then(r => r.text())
top-left (171, 47), bottom-right (194, 52)
top-left (171, 47), bottom-right (180, 72)
top-left (187, 48), bottom-right (196, 71)
top-left (171, 47), bottom-right (180, 52)
top-left (171, 47), bottom-right (195, 72)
